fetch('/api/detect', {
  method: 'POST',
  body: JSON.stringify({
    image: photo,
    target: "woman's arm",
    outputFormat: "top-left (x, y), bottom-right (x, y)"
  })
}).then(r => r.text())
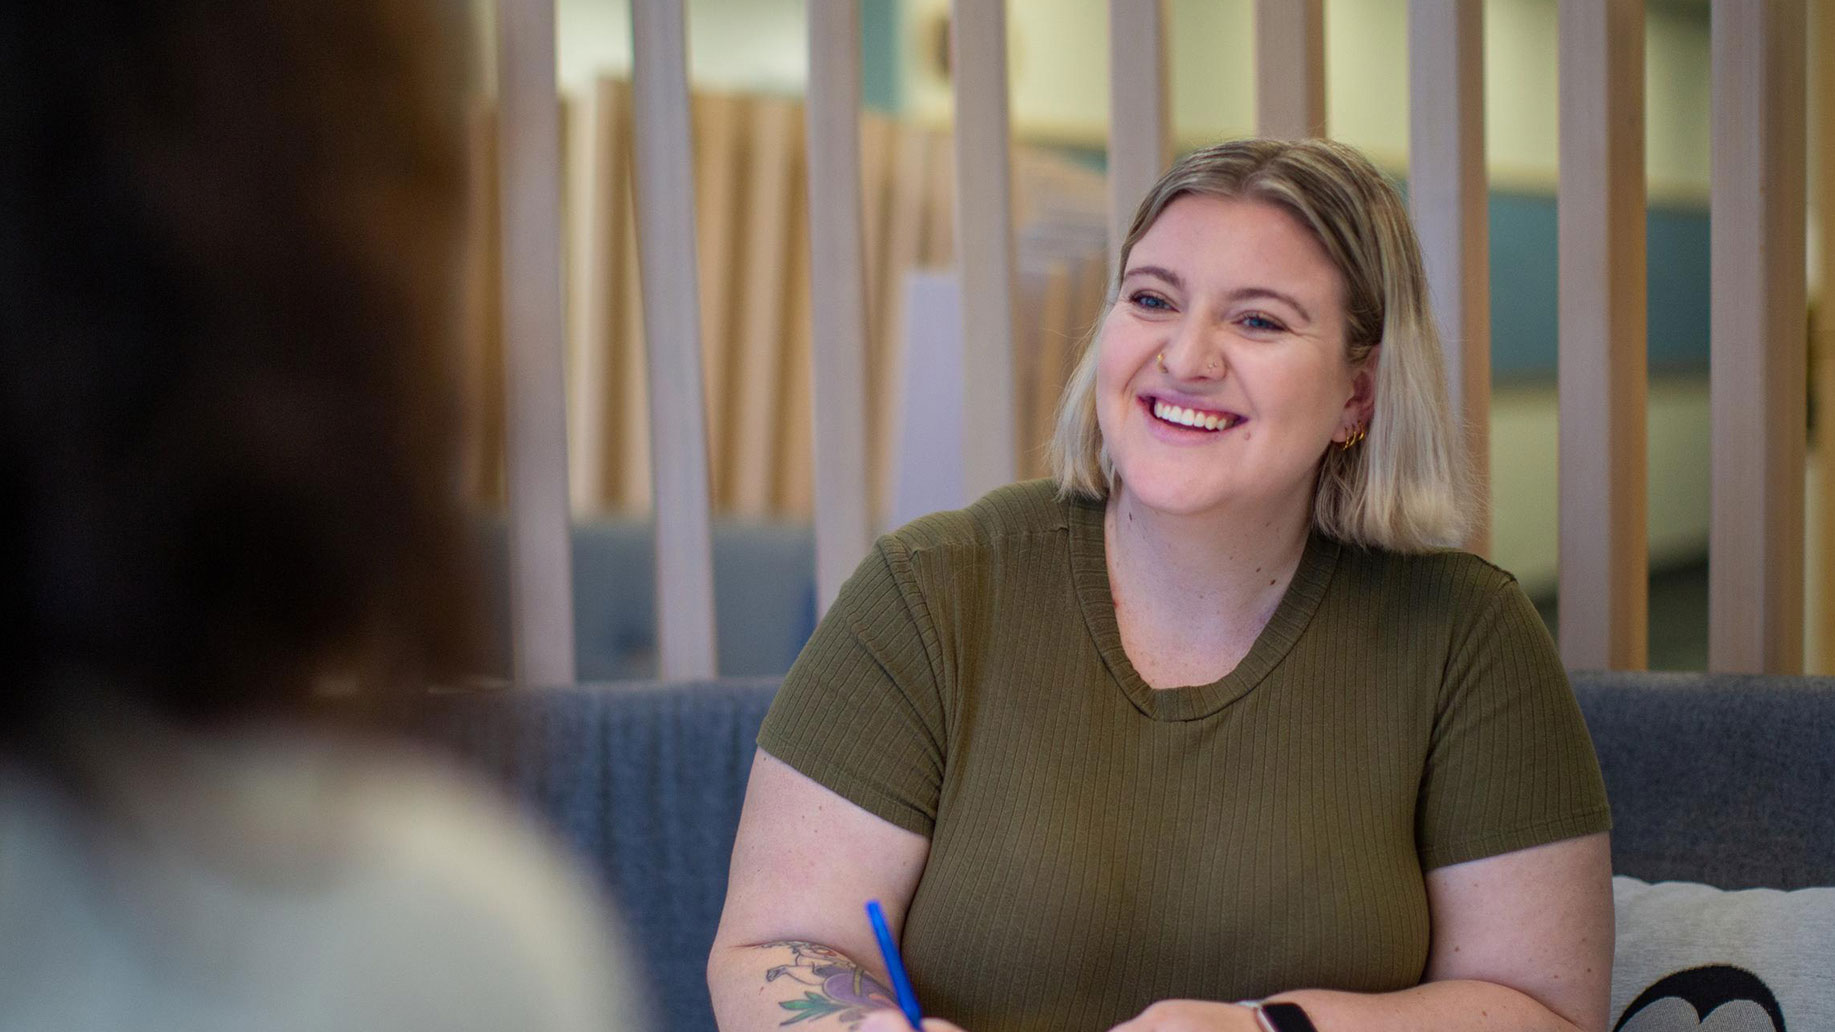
top-left (1107, 833), bottom-right (1615, 1032)
top-left (709, 751), bottom-right (932, 1032)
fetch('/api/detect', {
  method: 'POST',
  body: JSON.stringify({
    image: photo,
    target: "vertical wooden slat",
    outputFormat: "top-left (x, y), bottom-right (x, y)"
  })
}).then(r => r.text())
top-left (1255, 0), bottom-right (1325, 139)
top-left (806, 0), bottom-right (874, 610)
top-left (727, 97), bottom-right (802, 517)
top-left (694, 92), bottom-right (747, 511)
top-left (1410, 0), bottom-right (1491, 558)
top-left (584, 78), bottom-right (635, 511)
top-left (1816, 0), bottom-right (1835, 673)
top-left (779, 153), bottom-right (817, 521)
top-left (496, 0), bottom-right (577, 687)
top-left (565, 94), bottom-right (608, 516)
top-left (611, 82), bottom-right (655, 514)
top-left (1108, 0), bottom-right (1170, 273)
top-left (462, 104), bottom-right (506, 507)
top-left (630, 0), bottom-right (718, 678)
top-left (926, 131), bottom-right (957, 267)
top-left (951, 0), bottom-right (1020, 499)
top-left (1710, 0), bottom-right (1808, 674)
top-left (1556, 0), bottom-right (1647, 670)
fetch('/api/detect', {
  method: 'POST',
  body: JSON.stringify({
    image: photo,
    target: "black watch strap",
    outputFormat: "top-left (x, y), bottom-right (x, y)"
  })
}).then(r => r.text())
top-left (1254, 1002), bottom-right (1319, 1032)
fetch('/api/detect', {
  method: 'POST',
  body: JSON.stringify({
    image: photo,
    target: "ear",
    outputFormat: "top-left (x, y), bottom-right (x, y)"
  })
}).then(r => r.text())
top-left (1335, 346), bottom-right (1379, 442)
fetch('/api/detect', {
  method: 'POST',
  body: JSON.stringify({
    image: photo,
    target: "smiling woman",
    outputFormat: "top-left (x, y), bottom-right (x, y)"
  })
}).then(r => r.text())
top-left (711, 138), bottom-right (1614, 1032)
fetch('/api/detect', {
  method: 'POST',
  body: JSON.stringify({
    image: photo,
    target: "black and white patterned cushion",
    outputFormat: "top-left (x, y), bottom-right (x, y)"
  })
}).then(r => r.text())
top-left (1611, 877), bottom-right (1835, 1032)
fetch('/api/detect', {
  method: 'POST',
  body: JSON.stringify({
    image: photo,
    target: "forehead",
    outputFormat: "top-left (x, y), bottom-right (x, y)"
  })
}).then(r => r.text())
top-left (1129, 194), bottom-right (1342, 301)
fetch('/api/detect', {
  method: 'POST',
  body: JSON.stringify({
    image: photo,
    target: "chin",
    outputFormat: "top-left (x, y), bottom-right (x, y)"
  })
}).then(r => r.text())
top-left (1114, 470), bottom-right (1233, 518)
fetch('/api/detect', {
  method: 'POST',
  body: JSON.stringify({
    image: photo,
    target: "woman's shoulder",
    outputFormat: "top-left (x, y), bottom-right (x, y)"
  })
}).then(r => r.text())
top-left (1332, 539), bottom-right (1530, 620)
top-left (881, 478), bottom-right (1083, 557)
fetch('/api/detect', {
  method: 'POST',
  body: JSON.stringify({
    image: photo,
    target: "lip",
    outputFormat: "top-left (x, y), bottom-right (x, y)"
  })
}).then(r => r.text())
top-left (1138, 393), bottom-right (1247, 438)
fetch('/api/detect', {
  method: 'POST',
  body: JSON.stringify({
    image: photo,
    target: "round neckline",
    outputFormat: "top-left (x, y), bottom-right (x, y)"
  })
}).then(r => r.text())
top-left (1067, 494), bottom-right (1340, 721)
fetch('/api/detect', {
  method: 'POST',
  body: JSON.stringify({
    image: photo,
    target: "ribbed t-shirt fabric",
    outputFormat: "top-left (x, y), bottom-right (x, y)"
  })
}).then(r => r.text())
top-left (757, 480), bottom-right (1611, 1032)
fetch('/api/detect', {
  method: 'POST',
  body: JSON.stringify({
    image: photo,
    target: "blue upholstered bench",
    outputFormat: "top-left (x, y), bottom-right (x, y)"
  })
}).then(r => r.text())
top-left (427, 673), bottom-right (1835, 1032)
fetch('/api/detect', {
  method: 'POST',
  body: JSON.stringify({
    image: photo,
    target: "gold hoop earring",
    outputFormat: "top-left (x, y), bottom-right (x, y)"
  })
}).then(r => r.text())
top-left (1340, 423), bottom-right (1366, 451)
top-left (1156, 351), bottom-right (1168, 373)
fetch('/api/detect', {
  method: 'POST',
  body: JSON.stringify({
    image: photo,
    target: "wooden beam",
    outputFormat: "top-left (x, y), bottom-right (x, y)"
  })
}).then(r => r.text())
top-left (1108, 0), bottom-right (1169, 275)
top-left (1814, 0), bottom-right (1835, 673)
top-left (693, 91), bottom-right (747, 511)
top-left (461, 103), bottom-right (506, 508)
top-left (1710, 0), bottom-right (1808, 674)
top-left (806, 0), bottom-right (875, 611)
top-left (727, 97), bottom-right (802, 517)
top-left (951, 0), bottom-right (1020, 499)
top-left (495, 0), bottom-right (577, 687)
top-left (630, 0), bottom-right (718, 678)
top-left (1256, 0), bottom-right (1325, 139)
top-left (1556, 0), bottom-right (1647, 670)
top-left (1410, 0), bottom-right (1491, 559)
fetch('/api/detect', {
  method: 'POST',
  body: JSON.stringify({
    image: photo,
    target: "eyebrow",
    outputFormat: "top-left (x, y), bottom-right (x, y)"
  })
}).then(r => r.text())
top-left (1121, 264), bottom-right (1315, 324)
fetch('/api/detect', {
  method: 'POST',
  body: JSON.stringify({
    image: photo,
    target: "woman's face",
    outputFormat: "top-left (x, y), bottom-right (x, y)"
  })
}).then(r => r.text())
top-left (1095, 194), bottom-right (1371, 521)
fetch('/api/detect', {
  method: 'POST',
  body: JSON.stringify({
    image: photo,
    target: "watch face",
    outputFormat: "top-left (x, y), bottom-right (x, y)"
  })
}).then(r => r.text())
top-left (1258, 1002), bottom-right (1319, 1032)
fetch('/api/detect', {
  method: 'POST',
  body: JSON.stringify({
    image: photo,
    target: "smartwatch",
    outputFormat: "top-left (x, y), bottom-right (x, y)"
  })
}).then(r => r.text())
top-left (1245, 1001), bottom-right (1318, 1032)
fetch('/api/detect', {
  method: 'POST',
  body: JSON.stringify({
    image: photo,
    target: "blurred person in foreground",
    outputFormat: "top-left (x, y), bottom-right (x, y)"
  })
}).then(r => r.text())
top-left (711, 138), bottom-right (1613, 1032)
top-left (0, 3), bottom-right (639, 1029)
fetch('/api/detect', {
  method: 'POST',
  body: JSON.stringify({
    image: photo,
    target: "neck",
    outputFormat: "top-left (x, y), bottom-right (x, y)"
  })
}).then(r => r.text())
top-left (1104, 485), bottom-right (1313, 625)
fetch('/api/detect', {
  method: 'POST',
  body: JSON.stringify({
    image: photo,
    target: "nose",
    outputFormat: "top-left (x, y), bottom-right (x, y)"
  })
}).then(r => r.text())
top-left (1158, 319), bottom-right (1226, 381)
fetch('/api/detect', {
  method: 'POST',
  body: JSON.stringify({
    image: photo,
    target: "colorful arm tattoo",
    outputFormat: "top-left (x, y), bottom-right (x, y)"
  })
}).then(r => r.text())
top-left (758, 940), bottom-right (900, 1027)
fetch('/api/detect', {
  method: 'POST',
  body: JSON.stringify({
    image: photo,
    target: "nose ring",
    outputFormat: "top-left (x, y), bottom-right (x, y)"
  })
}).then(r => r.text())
top-left (1156, 351), bottom-right (1168, 373)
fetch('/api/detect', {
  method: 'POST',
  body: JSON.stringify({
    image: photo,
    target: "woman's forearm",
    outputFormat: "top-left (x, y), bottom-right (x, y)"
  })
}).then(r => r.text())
top-left (709, 939), bottom-right (901, 1032)
top-left (1270, 979), bottom-right (1594, 1032)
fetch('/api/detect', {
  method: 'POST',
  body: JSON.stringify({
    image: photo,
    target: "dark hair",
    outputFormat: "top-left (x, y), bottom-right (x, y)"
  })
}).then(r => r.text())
top-left (0, 2), bottom-right (479, 758)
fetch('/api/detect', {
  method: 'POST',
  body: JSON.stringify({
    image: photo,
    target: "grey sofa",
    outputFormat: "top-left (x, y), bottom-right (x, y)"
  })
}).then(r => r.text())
top-left (427, 672), bottom-right (1835, 1032)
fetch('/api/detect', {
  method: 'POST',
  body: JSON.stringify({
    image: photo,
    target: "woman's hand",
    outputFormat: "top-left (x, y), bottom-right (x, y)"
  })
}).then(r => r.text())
top-left (1107, 1000), bottom-right (1262, 1031)
top-left (858, 1011), bottom-right (968, 1032)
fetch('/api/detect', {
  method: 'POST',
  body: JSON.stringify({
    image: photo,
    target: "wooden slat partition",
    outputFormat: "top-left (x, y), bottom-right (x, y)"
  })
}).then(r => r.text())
top-left (694, 92), bottom-right (748, 508)
top-left (1256, 0), bottom-right (1325, 139)
top-left (629, 0), bottom-right (718, 678)
top-left (727, 97), bottom-right (804, 516)
top-left (1107, 0), bottom-right (1169, 273)
top-left (950, 0), bottom-right (1020, 499)
top-left (1709, 0), bottom-right (1808, 674)
top-left (462, 105), bottom-right (506, 509)
top-left (495, 0), bottom-right (577, 687)
top-left (806, 0), bottom-right (875, 612)
top-left (565, 94), bottom-right (610, 515)
top-left (1409, 0), bottom-right (1491, 558)
top-left (1817, 0), bottom-right (1835, 673)
top-left (1556, 0), bottom-right (1647, 670)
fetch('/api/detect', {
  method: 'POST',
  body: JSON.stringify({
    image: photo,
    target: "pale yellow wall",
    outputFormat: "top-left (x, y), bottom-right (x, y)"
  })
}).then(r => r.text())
top-left (472, 0), bottom-right (811, 95)
top-left (1489, 378), bottom-right (1711, 599)
top-left (898, 0), bottom-right (1709, 195)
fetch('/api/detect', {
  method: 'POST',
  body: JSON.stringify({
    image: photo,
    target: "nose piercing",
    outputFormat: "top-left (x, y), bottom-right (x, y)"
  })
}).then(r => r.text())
top-left (1207, 356), bottom-right (1220, 375)
top-left (1156, 351), bottom-right (1168, 373)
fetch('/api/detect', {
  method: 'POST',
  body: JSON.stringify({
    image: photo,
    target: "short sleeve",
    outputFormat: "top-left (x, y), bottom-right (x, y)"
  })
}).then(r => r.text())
top-left (756, 536), bottom-right (948, 837)
top-left (1415, 575), bottom-right (1612, 870)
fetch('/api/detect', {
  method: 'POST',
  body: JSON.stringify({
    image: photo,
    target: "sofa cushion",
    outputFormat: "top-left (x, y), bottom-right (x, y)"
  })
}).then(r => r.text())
top-left (1611, 876), bottom-right (1835, 1031)
top-left (1574, 672), bottom-right (1835, 890)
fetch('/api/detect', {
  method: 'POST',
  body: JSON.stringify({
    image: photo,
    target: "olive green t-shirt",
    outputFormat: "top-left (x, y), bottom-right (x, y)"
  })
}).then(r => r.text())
top-left (757, 480), bottom-right (1610, 1032)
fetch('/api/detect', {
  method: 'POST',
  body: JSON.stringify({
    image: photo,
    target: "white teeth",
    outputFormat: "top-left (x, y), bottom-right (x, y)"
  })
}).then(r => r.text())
top-left (1152, 399), bottom-right (1232, 431)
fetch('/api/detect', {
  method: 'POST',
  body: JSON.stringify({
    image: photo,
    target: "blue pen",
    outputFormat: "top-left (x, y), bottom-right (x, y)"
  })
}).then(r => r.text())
top-left (865, 899), bottom-right (924, 1030)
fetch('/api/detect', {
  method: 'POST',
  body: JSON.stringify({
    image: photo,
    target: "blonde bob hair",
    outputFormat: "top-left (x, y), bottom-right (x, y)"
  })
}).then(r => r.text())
top-left (1049, 137), bottom-right (1470, 552)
